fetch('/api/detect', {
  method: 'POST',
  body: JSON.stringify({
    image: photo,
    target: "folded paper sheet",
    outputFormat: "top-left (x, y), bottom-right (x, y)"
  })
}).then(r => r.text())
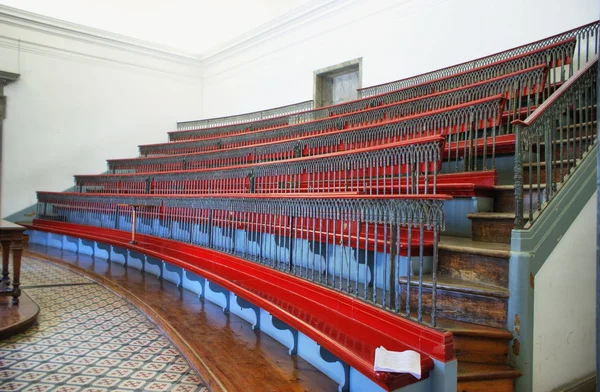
top-left (373, 346), bottom-right (421, 379)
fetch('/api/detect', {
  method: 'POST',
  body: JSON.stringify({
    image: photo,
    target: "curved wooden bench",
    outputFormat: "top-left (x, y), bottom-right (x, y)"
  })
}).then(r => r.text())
top-left (24, 219), bottom-right (454, 391)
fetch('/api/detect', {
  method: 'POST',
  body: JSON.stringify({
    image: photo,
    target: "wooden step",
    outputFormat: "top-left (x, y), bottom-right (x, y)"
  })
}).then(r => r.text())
top-left (458, 362), bottom-right (521, 392)
top-left (467, 212), bottom-right (515, 244)
top-left (437, 318), bottom-right (513, 365)
top-left (398, 275), bottom-right (508, 328)
top-left (493, 185), bottom-right (545, 214)
top-left (523, 159), bottom-right (573, 183)
top-left (533, 133), bottom-right (596, 158)
top-left (438, 235), bottom-right (510, 289)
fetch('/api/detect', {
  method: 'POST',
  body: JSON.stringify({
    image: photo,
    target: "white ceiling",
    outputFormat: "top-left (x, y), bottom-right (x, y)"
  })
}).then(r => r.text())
top-left (0, 0), bottom-right (316, 56)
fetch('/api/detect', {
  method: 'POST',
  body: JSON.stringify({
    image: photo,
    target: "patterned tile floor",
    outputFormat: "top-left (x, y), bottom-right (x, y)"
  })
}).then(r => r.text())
top-left (1, 257), bottom-right (208, 392)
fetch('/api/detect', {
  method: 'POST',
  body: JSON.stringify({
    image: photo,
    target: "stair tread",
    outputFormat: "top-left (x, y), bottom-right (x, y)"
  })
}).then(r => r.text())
top-left (399, 275), bottom-right (509, 298)
top-left (458, 362), bottom-right (522, 381)
top-left (522, 158), bottom-right (578, 167)
top-left (434, 318), bottom-right (513, 339)
top-left (540, 133), bottom-right (596, 145)
top-left (439, 235), bottom-right (509, 258)
top-left (467, 212), bottom-right (515, 220)
top-left (493, 184), bottom-right (546, 191)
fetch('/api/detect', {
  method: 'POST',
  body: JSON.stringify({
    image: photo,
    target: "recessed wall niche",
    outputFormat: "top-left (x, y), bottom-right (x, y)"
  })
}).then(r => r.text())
top-left (313, 58), bottom-right (362, 108)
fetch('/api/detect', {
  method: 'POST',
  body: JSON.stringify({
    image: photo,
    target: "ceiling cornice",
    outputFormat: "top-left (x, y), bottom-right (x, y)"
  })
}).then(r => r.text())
top-left (199, 0), bottom-right (362, 63)
top-left (0, 4), bottom-right (202, 64)
top-left (0, 1), bottom-right (364, 66)
top-left (0, 70), bottom-right (19, 85)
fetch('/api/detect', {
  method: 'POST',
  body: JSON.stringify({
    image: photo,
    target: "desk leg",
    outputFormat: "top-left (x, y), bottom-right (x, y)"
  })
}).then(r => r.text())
top-left (1, 240), bottom-right (9, 290)
top-left (11, 240), bottom-right (23, 305)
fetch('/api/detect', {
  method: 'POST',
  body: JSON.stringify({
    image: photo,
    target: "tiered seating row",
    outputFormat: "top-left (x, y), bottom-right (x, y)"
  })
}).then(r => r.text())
top-left (36, 193), bottom-right (449, 323)
top-left (176, 99), bottom-right (314, 131)
top-left (115, 98), bottom-right (511, 177)
top-left (110, 65), bottom-right (546, 175)
top-left (29, 27), bottom-right (594, 392)
top-left (27, 216), bottom-right (454, 391)
top-left (358, 22), bottom-right (596, 97)
top-left (168, 39), bottom-right (573, 144)
top-left (82, 137), bottom-right (445, 195)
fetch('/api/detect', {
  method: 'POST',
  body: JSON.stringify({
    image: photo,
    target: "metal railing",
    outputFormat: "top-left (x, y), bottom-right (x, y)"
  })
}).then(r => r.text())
top-left (116, 84), bottom-right (516, 173)
top-left (140, 96), bottom-right (504, 158)
top-left (358, 21), bottom-right (599, 98)
top-left (80, 137), bottom-right (444, 196)
top-left (170, 41), bottom-right (565, 144)
top-left (175, 100), bottom-right (314, 131)
top-left (514, 56), bottom-right (598, 229)
top-left (35, 192), bottom-right (448, 326)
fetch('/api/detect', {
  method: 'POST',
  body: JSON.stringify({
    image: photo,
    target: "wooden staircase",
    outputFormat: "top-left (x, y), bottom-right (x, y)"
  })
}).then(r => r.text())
top-left (424, 115), bottom-right (597, 391)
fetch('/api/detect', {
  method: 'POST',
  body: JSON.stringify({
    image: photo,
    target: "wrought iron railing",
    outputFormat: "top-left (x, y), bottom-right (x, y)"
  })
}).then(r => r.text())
top-left (359, 21), bottom-right (599, 98)
top-left (35, 192), bottom-right (448, 326)
top-left (175, 100), bottom-right (314, 131)
top-left (116, 87), bottom-right (513, 174)
top-left (81, 137), bottom-right (444, 196)
top-left (141, 96), bottom-right (504, 159)
top-left (513, 56), bottom-right (598, 229)
top-left (170, 42), bottom-right (563, 143)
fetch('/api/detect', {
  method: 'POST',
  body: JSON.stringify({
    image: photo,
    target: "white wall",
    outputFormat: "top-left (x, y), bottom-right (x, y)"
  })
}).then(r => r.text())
top-left (201, 0), bottom-right (599, 118)
top-left (533, 192), bottom-right (597, 391)
top-left (0, 12), bottom-right (204, 217)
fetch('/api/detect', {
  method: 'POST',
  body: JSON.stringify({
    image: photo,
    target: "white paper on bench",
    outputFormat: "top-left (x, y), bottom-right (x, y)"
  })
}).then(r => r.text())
top-left (373, 346), bottom-right (421, 379)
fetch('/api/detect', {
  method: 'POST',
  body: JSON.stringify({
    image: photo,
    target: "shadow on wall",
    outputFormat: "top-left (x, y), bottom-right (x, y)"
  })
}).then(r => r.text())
top-left (5, 186), bottom-right (76, 223)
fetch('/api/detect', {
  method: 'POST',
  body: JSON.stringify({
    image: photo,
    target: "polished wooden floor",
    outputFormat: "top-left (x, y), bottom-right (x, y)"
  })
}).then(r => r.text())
top-left (0, 290), bottom-right (39, 338)
top-left (25, 244), bottom-right (337, 392)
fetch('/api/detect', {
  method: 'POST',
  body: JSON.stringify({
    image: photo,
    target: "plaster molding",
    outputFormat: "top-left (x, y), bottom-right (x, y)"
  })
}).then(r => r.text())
top-left (0, 4), bottom-right (200, 64)
top-left (200, 0), bottom-right (363, 64)
top-left (0, 0), bottom-right (364, 66)
top-left (0, 70), bottom-right (19, 86)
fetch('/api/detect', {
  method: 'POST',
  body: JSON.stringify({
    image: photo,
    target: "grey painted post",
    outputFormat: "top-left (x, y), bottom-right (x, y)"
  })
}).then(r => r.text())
top-left (596, 54), bottom-right (599, 392)
top-left (0, 71), bottom-right (20, 219)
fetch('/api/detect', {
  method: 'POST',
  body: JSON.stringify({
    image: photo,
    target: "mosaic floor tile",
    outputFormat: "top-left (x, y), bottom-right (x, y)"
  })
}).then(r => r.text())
top-left (10, 258), bottom-right (92, 287)
top-left (0, 257), bottom-right (208, 392)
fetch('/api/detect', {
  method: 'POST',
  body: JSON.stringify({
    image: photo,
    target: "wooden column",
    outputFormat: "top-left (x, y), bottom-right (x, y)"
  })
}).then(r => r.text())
top-left (0, 71), bottom-right (20, 217)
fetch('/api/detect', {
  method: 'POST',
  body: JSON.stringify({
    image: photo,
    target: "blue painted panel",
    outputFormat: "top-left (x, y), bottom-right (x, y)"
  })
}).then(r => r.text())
top-left (62, 236), bottom-right (79, 252)
top-left (349, 368), bottom-right (385, 392)
top-left (94, 242), bottom-right (110, 260)
top-left (110, 246), bottom-right (127, 265)
top-left (182, 270), bottom-right (204, 298)
top-left (28, 230), bottom-right (48, 246)
top-left (48, 233), bottom-right (63, 249)
top-left (127, 250), bottom-right (145, 271)
top-left (79, 239), bottom-right (94, 256)
top-left (429, 358), bottom-right (457, 392)
top-left (145, 256), bottom-right (163, 279)
top-left (259, 309), bottom-right (297, 355)
top-left (229, 292), bottom-right (260, 329)
top-left (163, 262), bottom-right (182, 287)
top-left (205, 281), bottom-right (229, 312)
top-left (297, 332), bottom-right (348, 392)
top-left (171, 222), bottom-right (190, 242)
top-left (190, 223), bottom-right (209, 246)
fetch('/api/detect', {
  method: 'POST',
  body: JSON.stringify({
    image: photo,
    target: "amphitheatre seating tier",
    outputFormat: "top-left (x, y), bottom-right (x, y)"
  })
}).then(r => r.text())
top-left (25, 211), bottom-right (452, 391)
top-left (167, 63), bottom-right (548, 143)
top-left (140, 96), bottom-right (504, 159)
top-left (169, 37), bottom-right (574, 143)
top-left (110, 65), bottom-right (544, 174)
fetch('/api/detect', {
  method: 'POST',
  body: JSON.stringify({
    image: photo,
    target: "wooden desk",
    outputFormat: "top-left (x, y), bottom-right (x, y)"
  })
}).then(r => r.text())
top-left (0, 220), bottom-right (26, 304)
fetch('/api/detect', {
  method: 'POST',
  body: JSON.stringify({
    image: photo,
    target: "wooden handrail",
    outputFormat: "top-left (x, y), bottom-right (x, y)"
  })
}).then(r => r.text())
top-left (512, 55), bottom-right (599, 128)
top-left (38, 191), bottom-right (453, 201)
